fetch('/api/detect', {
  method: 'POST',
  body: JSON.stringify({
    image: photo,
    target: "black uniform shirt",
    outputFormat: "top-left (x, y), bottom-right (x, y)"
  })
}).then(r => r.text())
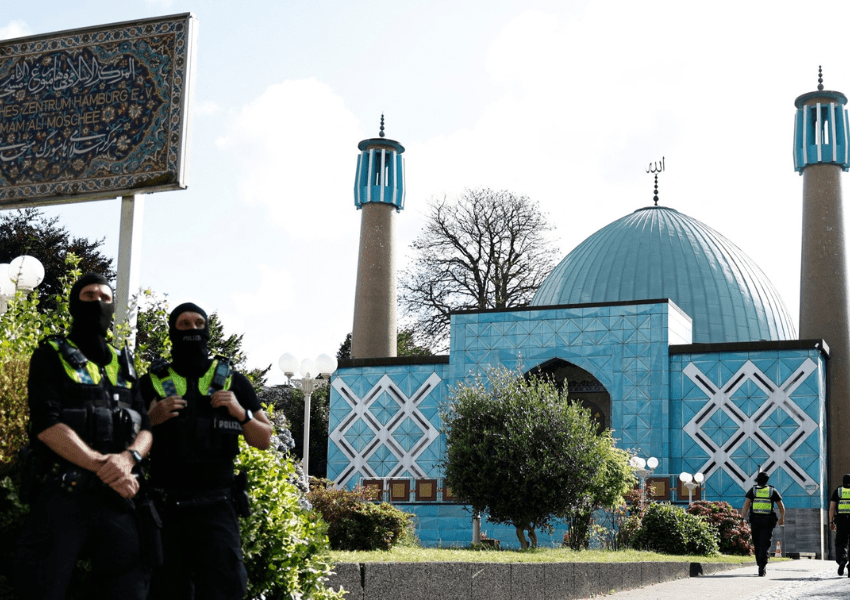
top-left (139, 363), bottom-right (262, 492)
top-left (27, 342), bottom-right (150, 447)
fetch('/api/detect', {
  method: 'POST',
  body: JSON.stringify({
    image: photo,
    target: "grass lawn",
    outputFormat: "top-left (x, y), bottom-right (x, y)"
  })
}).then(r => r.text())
top-left (329, 546), bottom-right (759, 564)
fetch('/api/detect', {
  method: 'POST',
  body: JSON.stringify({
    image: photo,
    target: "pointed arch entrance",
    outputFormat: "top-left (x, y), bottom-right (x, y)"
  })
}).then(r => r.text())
top-left (527, 358), bottom-right (611, 433)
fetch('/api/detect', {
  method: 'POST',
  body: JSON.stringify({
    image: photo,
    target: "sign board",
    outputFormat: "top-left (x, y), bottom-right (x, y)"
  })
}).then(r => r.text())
top-left (0, 13), bottom-right (196, 208)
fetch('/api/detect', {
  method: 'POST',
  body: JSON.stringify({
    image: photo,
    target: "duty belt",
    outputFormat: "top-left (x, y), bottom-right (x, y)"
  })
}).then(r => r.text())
top-left (157, 487), bottom-right (232, 509)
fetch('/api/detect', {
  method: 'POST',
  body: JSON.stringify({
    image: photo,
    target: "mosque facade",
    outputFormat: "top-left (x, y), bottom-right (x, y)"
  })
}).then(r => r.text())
top-left (330, 76), bottom-right (847, 555)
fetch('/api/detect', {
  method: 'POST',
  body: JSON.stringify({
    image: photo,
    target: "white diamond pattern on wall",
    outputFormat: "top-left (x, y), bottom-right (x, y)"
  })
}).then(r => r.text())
top-left (683, 359), bottom-right (820, 494)
top-left (330, 373), bottom-right (442, 487)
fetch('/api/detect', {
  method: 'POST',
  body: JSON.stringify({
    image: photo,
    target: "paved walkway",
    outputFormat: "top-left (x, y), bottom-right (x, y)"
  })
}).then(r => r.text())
top-left (602, 559), bottom-right (850, 600)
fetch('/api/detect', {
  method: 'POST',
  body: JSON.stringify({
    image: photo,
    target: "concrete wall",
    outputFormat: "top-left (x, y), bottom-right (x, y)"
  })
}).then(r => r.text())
top-left (326, 561), bottom-right (752, 600)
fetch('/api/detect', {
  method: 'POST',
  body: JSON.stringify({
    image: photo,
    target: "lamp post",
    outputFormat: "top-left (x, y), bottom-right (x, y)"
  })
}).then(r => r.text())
top-left (0, 255), bottom-right (45, 315)
top-left (278, 352), bottom-right (338, 477)
top-left (678, 471), bottom-right (704, 505)
top-left (630, 455), bottom-right (658, 498)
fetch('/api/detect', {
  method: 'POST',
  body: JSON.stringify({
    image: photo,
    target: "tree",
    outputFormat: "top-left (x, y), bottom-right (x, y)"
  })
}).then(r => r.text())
top-left (400, 188), bottom-right (558, 351)
top-left (0, 208), bottom-right (115, 311)
top-left (441, 365), bottom-right (633, 549)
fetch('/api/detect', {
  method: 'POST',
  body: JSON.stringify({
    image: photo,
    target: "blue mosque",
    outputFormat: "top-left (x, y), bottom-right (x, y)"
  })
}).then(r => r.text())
top-left (331, 73), bottom-right (850, 555)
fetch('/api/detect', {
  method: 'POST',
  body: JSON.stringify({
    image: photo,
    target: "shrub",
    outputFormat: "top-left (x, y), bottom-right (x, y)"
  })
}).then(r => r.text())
top-left (442, 366), bottom-right (633, 549)
top-left (234, 436), bottom-right (343, 600)
top-left (0, 358), bottom-right (29, 475)
top-left (309, 479), bottom-right (415, 551)
top-left (687, 500), bottom-right (753, 556)
top-left (631, 502), bottom-right (719, 556)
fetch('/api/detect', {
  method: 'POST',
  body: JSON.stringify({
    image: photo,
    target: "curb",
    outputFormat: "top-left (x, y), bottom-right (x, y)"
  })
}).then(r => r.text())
top-left (327, 561), bottom-right (755, 599)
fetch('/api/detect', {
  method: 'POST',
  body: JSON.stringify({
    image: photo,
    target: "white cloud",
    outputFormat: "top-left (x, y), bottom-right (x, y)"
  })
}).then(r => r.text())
top-left (194, 99), bottom-right (222, 117)
top-left (0, 20), bottom-right (31, 40)
top-left (216, 79), bottom-right (364, 241)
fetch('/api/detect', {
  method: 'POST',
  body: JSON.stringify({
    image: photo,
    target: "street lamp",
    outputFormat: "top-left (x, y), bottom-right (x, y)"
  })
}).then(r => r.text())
top-left (678, 471), bottom-right (705, 505)
top-left (278, 352), bottom-right (338, 477)
top-left (630, 455), bottom-right (658, 498)
top-left (0, 255), bottom-right (45, 314)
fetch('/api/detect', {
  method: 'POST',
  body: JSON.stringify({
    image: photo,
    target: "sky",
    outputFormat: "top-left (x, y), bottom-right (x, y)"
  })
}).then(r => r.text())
top-left (2, 0), bottom-right (849, 385)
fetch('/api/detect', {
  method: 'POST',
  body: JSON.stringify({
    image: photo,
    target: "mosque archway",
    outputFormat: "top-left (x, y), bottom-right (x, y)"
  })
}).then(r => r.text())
top-left (526, 358), bottom-right (611, 433)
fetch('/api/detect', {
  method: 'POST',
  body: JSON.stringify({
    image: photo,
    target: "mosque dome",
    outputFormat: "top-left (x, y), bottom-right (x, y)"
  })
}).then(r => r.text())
top-left (531, 205), bottom-right (796, 344)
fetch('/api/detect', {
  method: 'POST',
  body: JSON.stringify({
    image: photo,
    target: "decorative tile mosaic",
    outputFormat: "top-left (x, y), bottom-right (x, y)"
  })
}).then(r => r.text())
top-left (329, 370), bottom-right (443, 487)
top-left (675, 352), bottom-right (826, 508)
top-left (0, 14), bottom-right (195, 206)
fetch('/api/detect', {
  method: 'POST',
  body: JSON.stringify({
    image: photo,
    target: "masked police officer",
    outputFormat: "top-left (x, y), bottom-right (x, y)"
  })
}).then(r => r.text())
top-left (140, 302), bottom-right (272, 600)
top-left (829, 474), bottom-right (850, 576)
top-left (14, 273), bottom-right (152, 600)
top-left (741, 471), bottom-right (785, 577)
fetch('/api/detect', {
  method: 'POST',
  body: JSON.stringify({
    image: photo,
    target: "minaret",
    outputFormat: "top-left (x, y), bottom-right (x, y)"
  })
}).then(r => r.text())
top-left (794, 67), bottom-right (850, 490)
top-left (351, 116), bottom-right (405, 359)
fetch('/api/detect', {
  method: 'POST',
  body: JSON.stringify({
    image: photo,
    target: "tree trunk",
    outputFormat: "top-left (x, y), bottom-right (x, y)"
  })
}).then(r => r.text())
top-left (514, 525), bottom-right (538, 549)
top-left (515, 526), bottom-right (529, 549)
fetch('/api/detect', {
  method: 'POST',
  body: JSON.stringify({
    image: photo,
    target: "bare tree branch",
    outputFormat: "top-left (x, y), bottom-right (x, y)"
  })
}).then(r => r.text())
top-left (400, 188), bottom-right (558, 351)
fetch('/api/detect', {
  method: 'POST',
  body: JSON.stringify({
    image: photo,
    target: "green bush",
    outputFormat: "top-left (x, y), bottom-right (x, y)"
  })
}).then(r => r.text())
top-left (234, 436), bottom-right (344, 600)
top-left (687, 500), bottom-right (753, 556)
top-left (308, 479), bottom-right (415, 551)
top-left (0, 358), bottom-right (29, 475)
top-left (631, 502), bottom-right (719, 556)
top-left (442, 366), bottom-right (634, 549)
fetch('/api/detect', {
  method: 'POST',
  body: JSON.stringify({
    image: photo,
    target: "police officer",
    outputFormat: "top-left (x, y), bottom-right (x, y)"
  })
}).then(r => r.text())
top-left (13, 273), bottom-right (152, 600)
top-left (741, 471), bottom-right (785, 577)
top-left (829, 474), bottom-right (850, 576)
top-left (140, 302), bottom-right (272, 600)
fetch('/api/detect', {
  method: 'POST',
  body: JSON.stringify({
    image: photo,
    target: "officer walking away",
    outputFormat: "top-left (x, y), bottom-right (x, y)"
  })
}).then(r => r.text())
top-left (829, 474), bottom-right (850, 576)
top-left (13, 273), bottom-right (153, 600)
top-left (741, 471), bottom-right (785, 577)
top-left (141, 302), bottom-right (273, 600)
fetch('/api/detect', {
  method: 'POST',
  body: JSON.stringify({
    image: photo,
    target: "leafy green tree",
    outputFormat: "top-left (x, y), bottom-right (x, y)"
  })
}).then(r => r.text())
top-left (0, 208), bottom-right (115, 312)
top-left (441, 365), bottom-right (632, 549)
top-left (400, 188), bottom-right (558, 351)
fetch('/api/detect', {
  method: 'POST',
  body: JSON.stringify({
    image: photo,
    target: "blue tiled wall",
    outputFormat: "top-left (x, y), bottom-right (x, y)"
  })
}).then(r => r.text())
top-left (329, 363), bottom-right (449, 487)
top-left (670, 349), bottom-right (827, 509)
top-left (328, 301), bottom-right (827, 546)
top-left (448, 301), bottom-right (684, 470)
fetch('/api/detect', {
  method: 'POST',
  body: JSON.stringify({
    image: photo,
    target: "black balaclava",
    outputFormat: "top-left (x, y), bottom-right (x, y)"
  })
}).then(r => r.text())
top-left (756, 472), bottom-right (770, 486)
top-left (68, 272), bottom-right (115, 366)
top-left (169, 302), bottom-right (211, 376)
top-left (843, 474), bottom-right (850, 487)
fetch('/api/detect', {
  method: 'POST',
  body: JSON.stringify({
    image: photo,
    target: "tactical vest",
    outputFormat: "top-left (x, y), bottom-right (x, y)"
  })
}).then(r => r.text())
top-left (148, 358), bottom-right (241, 473)
top-left (44, 335), bottom-right (140, 454)
top-left (751, 485), bottom-right (775, 516)
top-left (838, 487), bottom-right (850, 516)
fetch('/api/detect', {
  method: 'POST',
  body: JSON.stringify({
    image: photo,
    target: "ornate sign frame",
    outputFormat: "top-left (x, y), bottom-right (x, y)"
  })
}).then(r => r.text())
top-left (0, 13), bottom-right (196, 207)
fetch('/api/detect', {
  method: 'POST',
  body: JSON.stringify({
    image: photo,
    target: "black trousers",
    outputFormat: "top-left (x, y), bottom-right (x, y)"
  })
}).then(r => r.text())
top-left (13, 482), bottom-right (149, 600)
top-left (148, 498), bottom-right (247, 600)
top-left (750, 515), bottom-right (776, 568)
top-left (836, 519), bottom-right (850, 565)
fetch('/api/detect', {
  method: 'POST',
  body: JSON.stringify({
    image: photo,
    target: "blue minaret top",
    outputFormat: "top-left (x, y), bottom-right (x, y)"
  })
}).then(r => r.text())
top-left (794, 66), bottom-right (850, 173)
top-left (354, 115), bottom-right (406, 210)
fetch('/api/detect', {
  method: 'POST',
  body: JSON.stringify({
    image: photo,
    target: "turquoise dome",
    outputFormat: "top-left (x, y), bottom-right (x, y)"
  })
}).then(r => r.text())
top-left (532, 206), bottom-right (796, 344)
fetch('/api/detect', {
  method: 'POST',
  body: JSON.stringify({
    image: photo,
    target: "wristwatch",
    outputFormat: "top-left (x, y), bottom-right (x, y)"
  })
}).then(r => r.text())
top-left (239, 409), bottom-right (254, 426)
top-left (128, 449), bottom-right (143, 464)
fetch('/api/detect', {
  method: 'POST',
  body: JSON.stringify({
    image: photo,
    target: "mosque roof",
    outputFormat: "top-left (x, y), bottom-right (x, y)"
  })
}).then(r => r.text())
top-left (531, 205), bottom-right (797, 343)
